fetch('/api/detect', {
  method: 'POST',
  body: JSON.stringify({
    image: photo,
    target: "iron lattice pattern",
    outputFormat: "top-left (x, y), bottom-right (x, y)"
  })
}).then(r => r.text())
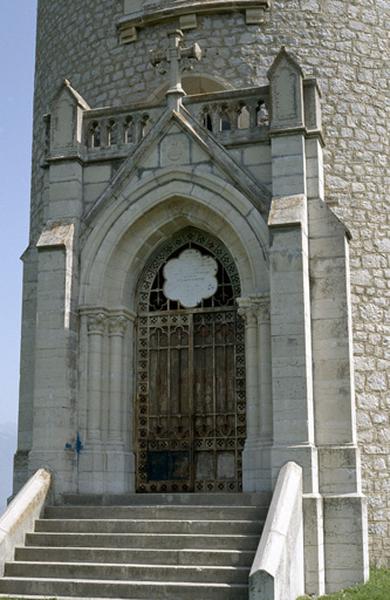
top-left (136, 229), bottom-right (245, 493)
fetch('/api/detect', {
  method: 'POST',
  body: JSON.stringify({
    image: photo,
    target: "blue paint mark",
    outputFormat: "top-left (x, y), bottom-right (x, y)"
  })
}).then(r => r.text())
top-left (64, 433), bottom-right (84, 455)
top-left (75, 432), bottom-right (84, 455)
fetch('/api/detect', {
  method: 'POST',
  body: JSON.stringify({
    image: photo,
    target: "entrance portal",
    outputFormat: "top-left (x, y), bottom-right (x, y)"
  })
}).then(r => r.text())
top-left (135, 229), bottom-right (246, 492)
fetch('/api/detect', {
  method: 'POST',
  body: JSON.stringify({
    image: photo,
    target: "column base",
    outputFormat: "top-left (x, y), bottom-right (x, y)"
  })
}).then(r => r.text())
top-left (78, 449), bottom-right (106, 494)
top-left (105, 450), bottom-right (135, 494)
top-left (242, 440), bottom-right (272, 492)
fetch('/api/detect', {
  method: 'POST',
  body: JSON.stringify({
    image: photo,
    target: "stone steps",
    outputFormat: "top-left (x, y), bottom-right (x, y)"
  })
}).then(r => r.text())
top-left (60, 492), bottom-right (270, 506)
top-left (45, 504), bottom-right (266, 520)
top-left (15, 546), bottom-right (255, 567)
top-left (34, 518), bottom-right (261, 535)
top-left (0, 494), bottom-right (268, 599)
top-left (0, 577), bottom-right (249, 599)
top-left (25, 531), bottom-right (260, 550)
top-left (5, 562), bottom-right (250, 584)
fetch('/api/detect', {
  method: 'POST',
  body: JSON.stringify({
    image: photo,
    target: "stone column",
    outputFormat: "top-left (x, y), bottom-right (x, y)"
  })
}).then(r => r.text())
top-left (107, 316), bottom-right (128, 448)
top-left (105, 312), bottom-right (134, 494)
top-left (77, 312), bottom-right (107, 494)
top-left (238, 298), bottom-right (259, 442)
top-left (238, 296), bottom-right (272, 492)
top-left (124, 317), bottom-right (136, 454)
top-left (86, 313), bottom-right (106, 447)
top-left (257, 299), bottom-right (272, 443)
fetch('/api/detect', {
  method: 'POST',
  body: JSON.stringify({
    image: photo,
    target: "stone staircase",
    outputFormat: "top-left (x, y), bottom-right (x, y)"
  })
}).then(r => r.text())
top-left (0, 493), bottom-right (269, 599)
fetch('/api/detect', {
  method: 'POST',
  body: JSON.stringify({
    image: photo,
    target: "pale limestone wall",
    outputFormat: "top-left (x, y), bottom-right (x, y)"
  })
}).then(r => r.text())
top-left (24, 0), bottom-right (389, 563)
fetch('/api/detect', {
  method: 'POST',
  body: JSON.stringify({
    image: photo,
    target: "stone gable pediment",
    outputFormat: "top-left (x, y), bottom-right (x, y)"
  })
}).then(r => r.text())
top-left (84, 107), bottom-right (271, 224)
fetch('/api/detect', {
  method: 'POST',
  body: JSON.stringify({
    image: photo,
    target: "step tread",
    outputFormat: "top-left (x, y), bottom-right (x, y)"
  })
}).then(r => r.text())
top-left (8, 560), bottom-right (250, 571)
top-left (60, 492), bottom-right (270, 504)
top-left (0, 597), bottom-right (204, 600)
top-left (17, 545), bottom-right (255, 554)
top-left (0, 576), bottom-right (248, 588)
top-left (47, 505), bottom-right (265, 509)
top-left (40, 517), bottom-right (258, 523)
top-left (35, 517), bottom-right (263, 525)
top-left (28, 532), bottom-right (258, 538)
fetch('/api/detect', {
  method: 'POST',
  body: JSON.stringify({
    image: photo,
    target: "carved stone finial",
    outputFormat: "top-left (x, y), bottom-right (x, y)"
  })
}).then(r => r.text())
top-left (150, 29), bottom-right (202, 111)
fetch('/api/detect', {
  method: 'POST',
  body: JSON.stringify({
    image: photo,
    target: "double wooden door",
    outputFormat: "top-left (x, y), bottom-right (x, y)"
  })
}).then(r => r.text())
top-left (135, 237), bottom-right (246, 493)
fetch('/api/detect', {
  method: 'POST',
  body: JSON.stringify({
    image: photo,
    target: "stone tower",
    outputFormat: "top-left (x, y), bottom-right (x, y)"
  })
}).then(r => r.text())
top-left (14, 0), bottom-right (388, 595)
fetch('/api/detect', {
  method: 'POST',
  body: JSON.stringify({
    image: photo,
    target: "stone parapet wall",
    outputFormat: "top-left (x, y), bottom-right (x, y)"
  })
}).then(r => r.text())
top-left (31, 0), bottom-right (389, 564)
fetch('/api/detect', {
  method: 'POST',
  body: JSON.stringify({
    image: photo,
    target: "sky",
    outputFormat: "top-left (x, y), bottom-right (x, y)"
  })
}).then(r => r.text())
top-left (0, 0), bottom-right (38, 490)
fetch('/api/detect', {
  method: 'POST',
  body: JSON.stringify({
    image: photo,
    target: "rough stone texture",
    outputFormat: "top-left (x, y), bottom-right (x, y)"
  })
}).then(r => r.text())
top-left (25, 0), bottom-right (389, 565)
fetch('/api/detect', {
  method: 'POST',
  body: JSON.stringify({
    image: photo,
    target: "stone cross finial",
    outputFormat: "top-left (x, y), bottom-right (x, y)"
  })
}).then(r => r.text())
top-left (150, 29), bottom-right (202, 110)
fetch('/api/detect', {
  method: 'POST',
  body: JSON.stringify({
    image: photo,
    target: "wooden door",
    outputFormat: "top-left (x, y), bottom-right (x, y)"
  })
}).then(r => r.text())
top-left (136, 231), bottom-right (245, 493)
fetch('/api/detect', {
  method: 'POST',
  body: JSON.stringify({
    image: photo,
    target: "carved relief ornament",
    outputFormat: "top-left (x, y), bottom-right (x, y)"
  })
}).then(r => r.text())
top-left (87, 313), bottom-right (107, 335)
top-left (237, 295), bottom-right (270, 325)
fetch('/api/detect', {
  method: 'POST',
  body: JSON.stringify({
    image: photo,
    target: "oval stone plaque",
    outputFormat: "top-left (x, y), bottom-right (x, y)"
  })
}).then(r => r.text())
top-left (163, 249), bottom-right (218, 308)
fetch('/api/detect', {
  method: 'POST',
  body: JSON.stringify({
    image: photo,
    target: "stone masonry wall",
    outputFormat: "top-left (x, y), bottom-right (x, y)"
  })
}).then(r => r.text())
top-left (30, 0), bottom-right (389, 564)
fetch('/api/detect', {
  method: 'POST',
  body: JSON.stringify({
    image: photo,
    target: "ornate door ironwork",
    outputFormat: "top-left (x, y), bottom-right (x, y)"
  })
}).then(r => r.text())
top-left (136, 229), bottom-right (246, 493)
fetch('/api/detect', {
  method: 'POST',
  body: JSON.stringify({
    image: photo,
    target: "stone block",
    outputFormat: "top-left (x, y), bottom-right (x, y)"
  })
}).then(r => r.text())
top-left (140, 146), bottom-right (160, 169)
top-left (272, 155), bottom-right (306, 180)
top-left (49, 161), bottom-right (83, 183)
top-left (268, 194), bottom-right (307, 228)
top-left (319, 446), bottom-right (360, 494)
top-left (243, 145), bottom-right (271, 166)
top-left (84, 182), bottom-right (110, 207)
top-left (272, 134), bottom-right (305, 158)
top-left (323, 495), bottom-right (369, 593)
top-left (302, 495), bottom-right (325, 596)
top-left (83, 164), bottom-right (112, 184)
top-left (179, 14), bottom-right (197, 30)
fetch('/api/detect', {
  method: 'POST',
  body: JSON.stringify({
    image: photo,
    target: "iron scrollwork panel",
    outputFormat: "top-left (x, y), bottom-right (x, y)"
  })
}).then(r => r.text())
top-left (193, 310), bottom-right (245, 492)
top-left (137, 314), bottom-right (194, 492)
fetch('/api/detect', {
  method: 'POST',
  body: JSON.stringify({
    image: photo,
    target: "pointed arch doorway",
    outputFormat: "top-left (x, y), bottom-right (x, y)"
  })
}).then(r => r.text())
top-left (135, 228), bottom-right (246, 493)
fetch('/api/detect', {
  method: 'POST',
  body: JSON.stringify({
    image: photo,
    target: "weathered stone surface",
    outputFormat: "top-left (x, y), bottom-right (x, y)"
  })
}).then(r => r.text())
top-left (14, 0), bottom-right (388, 578)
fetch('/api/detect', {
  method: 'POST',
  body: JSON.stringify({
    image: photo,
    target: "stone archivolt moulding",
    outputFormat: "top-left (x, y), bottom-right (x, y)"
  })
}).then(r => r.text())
top-left (119, 0), bottom-right (270, 43)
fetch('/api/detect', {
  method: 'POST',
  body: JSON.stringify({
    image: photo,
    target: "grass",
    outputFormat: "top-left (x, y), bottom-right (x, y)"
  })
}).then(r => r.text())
top-left (298, 568), bottom-right (390, 600)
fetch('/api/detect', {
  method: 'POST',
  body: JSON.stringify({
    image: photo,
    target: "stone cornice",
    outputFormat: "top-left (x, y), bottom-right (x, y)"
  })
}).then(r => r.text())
top-left (79, 306), bottom-right (137, 322)
top-left (118, 1), bottom-right (270, 43)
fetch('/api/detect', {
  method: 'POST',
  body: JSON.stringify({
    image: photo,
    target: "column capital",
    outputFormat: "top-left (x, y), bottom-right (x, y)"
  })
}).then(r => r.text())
top-left (237, 295), bottom-right (270, 325)
top-left (108, 315), bottom-right (128, 336)
top-left (87, 313), bottom-right (107, 335)
top-left (256, 297), bottom-right (271, 323)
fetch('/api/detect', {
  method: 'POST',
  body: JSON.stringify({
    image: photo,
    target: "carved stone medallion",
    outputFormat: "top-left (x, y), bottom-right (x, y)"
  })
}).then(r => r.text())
top-left (163, 248), bottom-right (218, 307)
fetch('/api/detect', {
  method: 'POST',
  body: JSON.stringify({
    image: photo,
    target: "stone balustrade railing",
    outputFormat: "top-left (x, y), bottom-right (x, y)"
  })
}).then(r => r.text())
top-left (184, 86), bottom-right (270, 137)
top-left (0, 469), bottom-right (51, 577)
top-left (82, 104), bottom-right (164, 152)
top-left (249, 462), bottom-right (304, 600)
top-left (79, 86), bottom-right (270, 155)
top-left (45, 86), bottom-right (271, 161)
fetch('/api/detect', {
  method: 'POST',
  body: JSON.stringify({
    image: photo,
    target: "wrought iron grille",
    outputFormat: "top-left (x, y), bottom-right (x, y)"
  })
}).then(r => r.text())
top-left (136, 228), bottom-right (245, 492)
